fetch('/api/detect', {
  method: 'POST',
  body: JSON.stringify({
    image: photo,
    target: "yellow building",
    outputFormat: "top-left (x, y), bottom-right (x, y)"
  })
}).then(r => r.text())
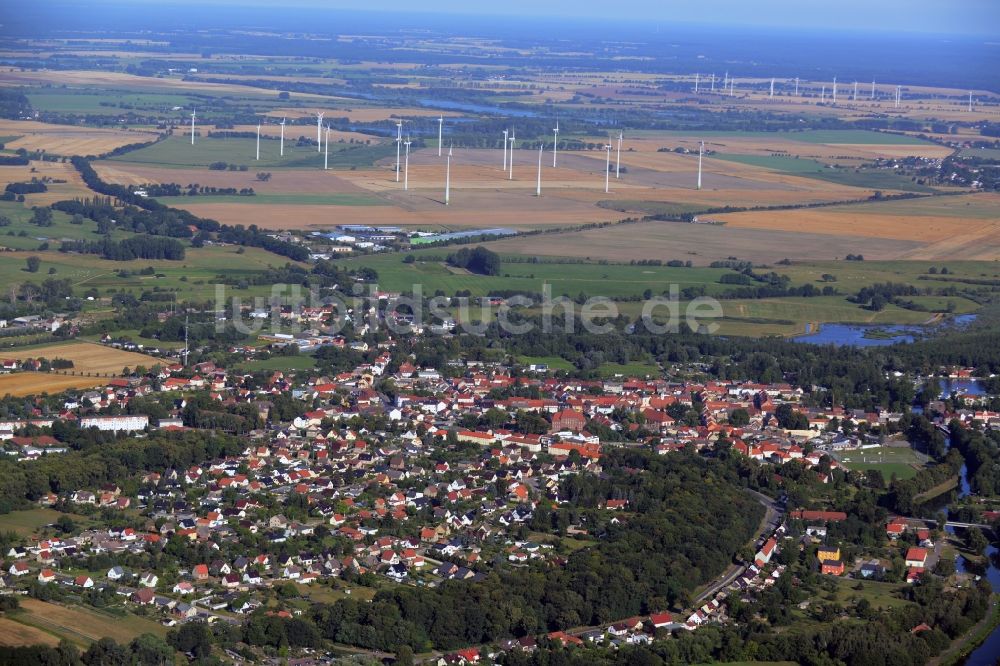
top-left (817, 546), bottom-right (841, 563)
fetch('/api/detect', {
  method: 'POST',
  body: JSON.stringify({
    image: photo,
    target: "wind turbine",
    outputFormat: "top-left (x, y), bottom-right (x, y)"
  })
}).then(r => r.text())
top-left (616, 131), bottom-right (623, 179)
top-left (730, 76), bottom-right (735, 97)
top-left (437, 116), bottom-right (443, 157)
top-left (694, 73), bottom-right (700, 94)
top-left (723, 70), bottom-right (729, 92)
top-left (316, 112), bottom-right (324, 153)
top-left (604, 143), bottom-right (612, 193)
top-left (445, 144), bottom-right (452, 205)
top-left (324, 125), bottom-right (329, 170)
top-left (769, 77), bottom-right (775, 98)
top-left (895, 85), bottom-right (901, 109)
top-left (508, 131), bottom-right (515, 180)
top-left (697, 140), bottom-right (704, 190)
top-left (552, 121), bottom-right (559, 168)
top-left (190, 108), bottom-right (196, 145)
top-left (395, 121), bottom-right (403, 183)
top-left (853, 81), bottom-right (858, 102)
top-left (795, 77), bottom-right (799, 96)
top-left (503, 129), bottom-right (509, 172)
top-left (256, 122), bottom-right (260, 161)
top-left (832, 77), bottom-right (837, 104)
top-left (279, 117), bottom-right (286, 157)
top-left (968, 91), bottom-right (974, 112)
top-left (403, 136), bottom-right (411, 191)
top-left (821, 85), bottom-right (826, 103)
top-left (536, 145), bottom-right (542, 196)
top-left (871, 79), bottom-right (876, 100)
top-left (710, 73), bottom-right (715, 93)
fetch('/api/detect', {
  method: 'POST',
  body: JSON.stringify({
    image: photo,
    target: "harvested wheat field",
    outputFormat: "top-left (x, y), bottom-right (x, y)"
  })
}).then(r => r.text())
top-left (0, 119), bottom-right (158, 155)
top-left (486, 219), bottom-right (923, 265)
top-left (0, 617), bottom-right (60, 647)
top-left (715, 195), bottom-right (1000, 260)
top-left (0, 373), bottom-right (110, 398)
top-left (94, 161), bottom-right (373, 194)
top-left (0, 160), bottom-right (91, 205)
top-left (14, 598), bottom-right (167, 646)
top-left (2, 341), bottom-right (162, 375)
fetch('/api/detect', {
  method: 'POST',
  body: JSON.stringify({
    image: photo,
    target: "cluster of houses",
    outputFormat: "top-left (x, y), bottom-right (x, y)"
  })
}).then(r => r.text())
top-left (0, 333), bottom-right (995, 660)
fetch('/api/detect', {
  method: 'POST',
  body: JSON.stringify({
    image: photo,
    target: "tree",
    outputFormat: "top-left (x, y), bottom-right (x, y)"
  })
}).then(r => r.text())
top-left (83, 637), bottom-right (129, 666)
top-left (29, 207), bottom-right (53, 227)
top-left (395, 645), bottom-right (415, 666)
top-left (55, 515), bottom-right (76, 534)
top-left (167, 621), bottom-right (213, 658)
top-left (967, 527), bottom-right (989, 555)
top-left (729, 408), bottom-right (750, 426)
top-left (25, 255), bottom-right (40, 273)
top-left (129, 633), bottom-right (175, 665)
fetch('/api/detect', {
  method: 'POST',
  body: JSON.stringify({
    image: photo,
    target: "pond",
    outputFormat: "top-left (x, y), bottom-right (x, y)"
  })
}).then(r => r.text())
top-left (793, 314), bottom-right (979, 348)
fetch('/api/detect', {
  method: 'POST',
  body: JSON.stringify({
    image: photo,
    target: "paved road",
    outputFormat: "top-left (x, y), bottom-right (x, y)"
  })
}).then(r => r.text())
top-left (694, 488), bottom-right (783, 604)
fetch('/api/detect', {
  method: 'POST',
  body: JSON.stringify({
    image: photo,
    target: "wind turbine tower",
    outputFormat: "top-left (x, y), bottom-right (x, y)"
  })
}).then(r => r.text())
top-left (190, 109), bottom-right (196, 145)
top-left (552, 121), bottom-right (559, 168)
top-left (710, 73), bottom-right (716, 93)
top-left (697, 141), bottom-right (704, 190)
top-left (895, 85), bottom-right (901, 109)
top-left (437, 116), bottom-right (443, 157)
top-left (832, 77), bottom-right (837, 104)
top-left (503, 129), bottom-right (509, 172)
top-left (821, 86), bottom-right (826, 103)
top-left (694, 73), bottom-right (700, 94)
top-left (508, 131), bottom-right (515, 180)
top-left (316, 112), bottom-right (324, 153)
top-left (324, 126), bottom-right (329, 170)
top-left (616, 131), bottom-right (623, 179)
top-left (871, 79), bottom-right (876, 100)
top-left (723, 71), bottom-right (729, 92)
top-left (536, 145), bottom-right (542, 196)
top-left (395, 121), bottom-right (403, 183)
top-left (403, 136), bottom-right (411, 191)
top-left (770, 78), bottom-right (775, 98)
top-left (256, 122), bottom-right (260, 161)
top-left (445, 144), bottom-right (452, 205)
top-left (853, 81), bottom-right (858, 102)
top-left (795, 77), bottom-right (799, 96)
top-left (279, 117), bottom-right (286, 157)
top-left (969, 91), bottom-right (974, 112)
top-left (603, 143), bottom-right (612, 193)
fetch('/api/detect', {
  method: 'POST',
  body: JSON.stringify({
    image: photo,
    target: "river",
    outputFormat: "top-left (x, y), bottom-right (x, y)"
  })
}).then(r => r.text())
top-left (939, 436), bottom-right (1000, 664)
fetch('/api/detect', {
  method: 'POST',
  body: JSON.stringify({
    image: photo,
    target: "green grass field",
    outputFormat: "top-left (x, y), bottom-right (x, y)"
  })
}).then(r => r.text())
top-left (27, 90), bottom-right (201, 115)
top-left (598, 361), bottom-right (659, 378)
top-left (0, 244), bottom-right (303, 305)
top-left (340, 251), bottom-right (734, 299)
top-left (107, 135), bottom-right (393, 169)
top-left (712, 154), bottom-right (938, 192)
top-left (516, 355), bottom-right (576, 371)
top-left (627, 129), bottom-right (932, 145)
top-left (0, 508), bottom-right (93, 537)
top-left (837, 445), bottom-right (928, 480)
top-left (831, 577), bottom-right (912, 610)
top-left (0, 200), bottom-right (136, 251)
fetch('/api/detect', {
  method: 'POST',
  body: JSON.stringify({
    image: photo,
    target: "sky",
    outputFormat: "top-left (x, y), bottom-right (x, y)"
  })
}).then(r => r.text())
top-left (145, 0), bottom-right (1000, 36)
